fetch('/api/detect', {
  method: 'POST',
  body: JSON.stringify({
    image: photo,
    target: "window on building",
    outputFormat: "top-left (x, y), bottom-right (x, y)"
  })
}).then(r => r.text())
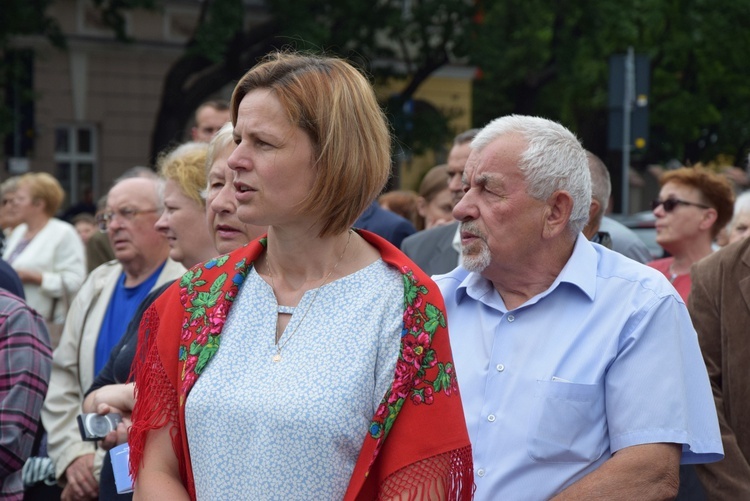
top-left (3, 49), bottom-right (35, 167)
top-left (54, 124), bottom-right (98, 211)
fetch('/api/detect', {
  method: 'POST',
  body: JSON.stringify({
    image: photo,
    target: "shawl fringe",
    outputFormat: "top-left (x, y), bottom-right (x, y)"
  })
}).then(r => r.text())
top-left (377, 446), bottom-right (474, 501)
top-left (128, 304), bottom-right (194, 498)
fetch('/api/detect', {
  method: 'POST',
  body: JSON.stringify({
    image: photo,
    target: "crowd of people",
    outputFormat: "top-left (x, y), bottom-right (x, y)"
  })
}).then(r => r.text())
top-left (1, 49), bottom-right (749, 501)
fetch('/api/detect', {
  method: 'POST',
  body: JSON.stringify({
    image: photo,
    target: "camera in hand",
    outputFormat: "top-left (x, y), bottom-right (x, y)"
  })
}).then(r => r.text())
top-left (77, 413), bottom-right (122, 441)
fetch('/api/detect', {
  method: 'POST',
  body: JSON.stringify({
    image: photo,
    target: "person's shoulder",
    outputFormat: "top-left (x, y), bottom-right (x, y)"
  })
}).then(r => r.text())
top-left (48, 217), bottom-right (77, 232)
top-left (402, 221), bottom-right (457, 248)
top-left (161, 257), bottom-right (188, 278)
top-left (600, 217), bottom-right (653, 263)
top-left (85, 259), bottom-right (122, 287)
top-left (599, 216), bottom-right (630, 233)
top-left (48, 218), bottom-right (84, 245)
top-left (7, 223), bottom-right (27, 240)
top-left (0, 288), bottom-right (28, 312)
top-left (187, 242), bottom-right (257, 278)
top-left (0, 259), bottom-right (24, 299)
top-left (0, 290), bottom-right (42, 331)
top-left (645, 256), bottom-right (670, 270)
top-left (374, 204), bottom-right (415, 230)
top-left (432, 266), bottom-right (469, 291)
top-left (89, 259), bottom-right (122, 276)
top-left (594, 245), bottom-right (675, 297)
top-left (695, 237), bottom-right (750, 275)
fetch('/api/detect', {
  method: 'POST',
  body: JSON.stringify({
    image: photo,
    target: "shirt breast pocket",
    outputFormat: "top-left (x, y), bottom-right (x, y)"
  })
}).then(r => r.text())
top-left (527, 379), bottom-right (607, 463)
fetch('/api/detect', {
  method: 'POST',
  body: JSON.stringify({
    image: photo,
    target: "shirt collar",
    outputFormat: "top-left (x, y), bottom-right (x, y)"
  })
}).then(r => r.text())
top-left (454, 233), bottom-right (597, 310)
top-left (451, 223), bottom-right (462, 266)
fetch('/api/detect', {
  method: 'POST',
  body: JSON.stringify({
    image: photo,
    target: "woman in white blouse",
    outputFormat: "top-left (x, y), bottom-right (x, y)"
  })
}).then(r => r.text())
top-left (2, 173), bottom-right (86, 337)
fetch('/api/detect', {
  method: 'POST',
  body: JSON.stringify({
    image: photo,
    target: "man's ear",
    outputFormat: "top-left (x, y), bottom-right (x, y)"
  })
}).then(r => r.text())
top-left (543, 191), bottom-right (574, 239)
top-left (582, 199), bottom-right (602, 240)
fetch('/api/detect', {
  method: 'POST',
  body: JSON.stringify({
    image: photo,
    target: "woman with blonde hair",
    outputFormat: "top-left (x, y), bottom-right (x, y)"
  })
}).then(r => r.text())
top-left (2, 172), bottom-right (85, 345)
top-left (130, 52), bottom-right (472, 500)
top-left (153, 142), bottom-right (217, 267)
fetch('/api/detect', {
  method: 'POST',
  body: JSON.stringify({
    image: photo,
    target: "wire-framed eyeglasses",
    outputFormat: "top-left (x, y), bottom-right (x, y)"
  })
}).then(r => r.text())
top-left (96, 207), bottom-right (159, 231)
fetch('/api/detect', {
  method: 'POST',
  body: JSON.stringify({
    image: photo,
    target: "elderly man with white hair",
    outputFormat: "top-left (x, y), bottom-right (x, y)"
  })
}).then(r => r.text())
top-left (435, 115), bottom-right (723, 500)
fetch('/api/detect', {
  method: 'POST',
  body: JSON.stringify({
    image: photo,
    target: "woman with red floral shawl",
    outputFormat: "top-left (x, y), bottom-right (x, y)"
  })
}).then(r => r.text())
top-left (129, 52), bottom-right (473, 500)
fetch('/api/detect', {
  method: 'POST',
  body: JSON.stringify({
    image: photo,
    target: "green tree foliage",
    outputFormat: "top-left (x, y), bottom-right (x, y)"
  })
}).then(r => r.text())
top-left (472, 0), bottom-right (750, 165)
top-left (148, 0), bottom-right (476, 160)
top-left (8, 0), bottom-right (747, 166)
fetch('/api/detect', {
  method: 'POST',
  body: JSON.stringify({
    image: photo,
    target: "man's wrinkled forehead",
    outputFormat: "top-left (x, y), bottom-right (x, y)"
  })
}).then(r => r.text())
top-left (108, 178), bottom-right (158, 208)
top-left (461, 152), bottom-right (481, 184)
top-left (465, 133), bottom-right (527, 178)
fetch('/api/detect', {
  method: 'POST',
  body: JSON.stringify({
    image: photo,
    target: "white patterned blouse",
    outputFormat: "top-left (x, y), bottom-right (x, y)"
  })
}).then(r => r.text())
top-left (185, 259), bottom-right (403, 499)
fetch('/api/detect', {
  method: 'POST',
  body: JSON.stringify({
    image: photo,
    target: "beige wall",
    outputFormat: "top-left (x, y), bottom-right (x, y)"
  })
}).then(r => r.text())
top-left (33, 43), bottom-right (183, 192)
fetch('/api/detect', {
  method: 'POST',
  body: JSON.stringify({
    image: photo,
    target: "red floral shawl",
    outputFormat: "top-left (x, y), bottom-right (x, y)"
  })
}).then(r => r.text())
top-left (129, 230), bottom-right (473, 500)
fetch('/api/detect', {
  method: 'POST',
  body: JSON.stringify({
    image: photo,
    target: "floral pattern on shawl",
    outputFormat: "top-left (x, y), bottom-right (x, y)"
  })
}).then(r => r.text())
top-left (367, 264), bottom-right (458, 460)
top-left (176, 252), bottom-right (252, 404)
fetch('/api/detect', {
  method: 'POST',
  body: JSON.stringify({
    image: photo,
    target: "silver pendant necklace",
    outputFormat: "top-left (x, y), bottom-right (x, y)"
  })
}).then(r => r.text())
top-left (266, 230), bottom-right (353, 362)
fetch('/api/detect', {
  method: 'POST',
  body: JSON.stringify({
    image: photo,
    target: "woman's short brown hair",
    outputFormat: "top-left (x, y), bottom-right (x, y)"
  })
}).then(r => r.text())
top-left (156, 142), bottom-right (210, 208)
top-left (231, 51), bottom-right (391, 237)
top-left (19, 172), bottom-right (65, 216)
top-left (660, 166), bottom-right (735, 237)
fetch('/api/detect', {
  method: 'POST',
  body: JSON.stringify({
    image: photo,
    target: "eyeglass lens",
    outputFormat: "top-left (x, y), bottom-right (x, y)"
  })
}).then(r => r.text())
top-left (651, 199), bottom-right (679, 212)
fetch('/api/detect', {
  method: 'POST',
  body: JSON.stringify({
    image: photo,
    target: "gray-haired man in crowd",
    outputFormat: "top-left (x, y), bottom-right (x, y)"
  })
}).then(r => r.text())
top-left (42, 172), bottom-right (185, 501)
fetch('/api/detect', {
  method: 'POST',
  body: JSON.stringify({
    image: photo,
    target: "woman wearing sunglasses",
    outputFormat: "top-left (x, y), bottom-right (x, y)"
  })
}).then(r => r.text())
top-left (648, 166), bottom-right (734, 300)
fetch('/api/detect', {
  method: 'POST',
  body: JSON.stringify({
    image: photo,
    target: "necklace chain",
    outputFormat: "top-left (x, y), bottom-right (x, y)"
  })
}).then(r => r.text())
top-left (266, 229), bottom-right (353, 362)
top-left (668, 261), bottom-right (685, 283)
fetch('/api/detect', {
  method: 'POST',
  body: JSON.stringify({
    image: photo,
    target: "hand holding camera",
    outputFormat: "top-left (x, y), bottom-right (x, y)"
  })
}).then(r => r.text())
top-left (77, 412), bottom-right (123, 441)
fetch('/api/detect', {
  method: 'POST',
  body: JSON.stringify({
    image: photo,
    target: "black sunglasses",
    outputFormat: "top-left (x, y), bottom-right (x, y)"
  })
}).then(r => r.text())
top-left (651, 198), bottom-right (711, 212)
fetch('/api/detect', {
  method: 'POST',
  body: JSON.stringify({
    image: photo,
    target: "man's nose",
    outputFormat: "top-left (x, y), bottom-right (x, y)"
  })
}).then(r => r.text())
top-left (452, 191), bottom-right (476, 222)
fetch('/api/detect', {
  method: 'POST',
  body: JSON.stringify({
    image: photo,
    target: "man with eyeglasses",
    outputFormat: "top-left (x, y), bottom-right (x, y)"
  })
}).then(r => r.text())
top-left (42, 173), bottom-right (185, 501)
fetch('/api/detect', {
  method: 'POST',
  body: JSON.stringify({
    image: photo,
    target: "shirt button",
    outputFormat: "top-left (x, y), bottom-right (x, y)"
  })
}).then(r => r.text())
top-left (507, 314), bottom-right (515, 322)
top-left (496, 364), bottom-right (505, 372)
top-left (487, 414), bottom-right (496, 422)
top-left (477, 469), bottom-right (485, 477)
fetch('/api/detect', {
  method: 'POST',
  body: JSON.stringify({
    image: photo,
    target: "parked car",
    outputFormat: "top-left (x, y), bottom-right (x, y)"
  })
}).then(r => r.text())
top-left (609, 211), bottom-right (663, 260)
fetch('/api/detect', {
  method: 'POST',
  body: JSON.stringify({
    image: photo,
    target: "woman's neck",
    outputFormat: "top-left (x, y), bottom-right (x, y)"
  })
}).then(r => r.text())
top-left (23, 214), bottom-right (49, 240)
top-left (263, 226), bottom-right (354, 287)
top-left (669, 242), bottom-right (713, 275)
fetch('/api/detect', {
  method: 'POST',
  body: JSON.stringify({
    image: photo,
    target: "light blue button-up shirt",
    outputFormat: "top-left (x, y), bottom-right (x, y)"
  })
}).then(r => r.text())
top-left (435, 234), bottom-right (723, 500)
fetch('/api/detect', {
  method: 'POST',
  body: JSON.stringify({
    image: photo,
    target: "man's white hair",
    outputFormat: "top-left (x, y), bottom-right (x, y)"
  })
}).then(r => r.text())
top-left (472, 115), bottom-right (591, 235)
